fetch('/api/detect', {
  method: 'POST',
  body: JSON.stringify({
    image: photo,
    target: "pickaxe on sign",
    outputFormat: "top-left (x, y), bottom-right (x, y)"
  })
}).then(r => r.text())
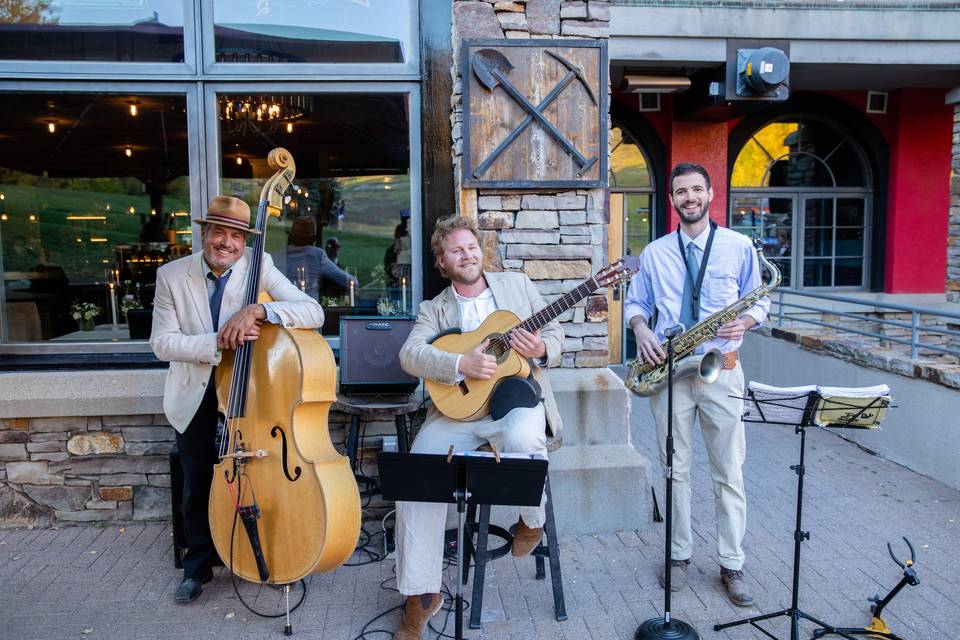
top-left (472, 48), bottom-right (599, 178)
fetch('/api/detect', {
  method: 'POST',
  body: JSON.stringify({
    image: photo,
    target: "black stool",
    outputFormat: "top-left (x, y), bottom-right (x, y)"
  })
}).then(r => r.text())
top-left (335, 397), bottom-right (418, 477)
top-left (461, 475), bottom-right (567, 629)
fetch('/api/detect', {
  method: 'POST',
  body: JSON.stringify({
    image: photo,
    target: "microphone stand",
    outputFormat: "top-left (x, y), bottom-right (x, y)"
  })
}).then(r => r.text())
top-left (635, 327), bottom-right (700, 640)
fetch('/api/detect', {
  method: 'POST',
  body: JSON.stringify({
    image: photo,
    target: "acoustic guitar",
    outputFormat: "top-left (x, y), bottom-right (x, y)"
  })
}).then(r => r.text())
top-left (426, 259), bottom-right (636, 421)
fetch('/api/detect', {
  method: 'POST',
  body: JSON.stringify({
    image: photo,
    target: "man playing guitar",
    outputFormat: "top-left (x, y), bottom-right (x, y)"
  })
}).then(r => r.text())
top-left (392, 215), bottom-right (564, 640)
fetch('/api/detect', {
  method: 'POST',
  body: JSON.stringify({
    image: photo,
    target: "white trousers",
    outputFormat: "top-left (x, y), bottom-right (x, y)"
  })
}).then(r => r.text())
top-left (395, 404), bottom-right (547, 596)
top-left (649, 359), bottom-right (747, 570)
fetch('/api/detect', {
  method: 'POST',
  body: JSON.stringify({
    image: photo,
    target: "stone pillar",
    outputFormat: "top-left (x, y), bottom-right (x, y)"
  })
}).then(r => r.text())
top-left (450, 2), bottom-right (651, 535)
top-left (451, 0), bottom-right (612, 367)
top-left (948, 97), bottom-right (960, 302)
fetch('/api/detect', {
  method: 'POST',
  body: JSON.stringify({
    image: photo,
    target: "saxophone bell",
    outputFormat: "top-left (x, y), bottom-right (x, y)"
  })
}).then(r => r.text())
top-left (633, 348), bottom-right (723, 397)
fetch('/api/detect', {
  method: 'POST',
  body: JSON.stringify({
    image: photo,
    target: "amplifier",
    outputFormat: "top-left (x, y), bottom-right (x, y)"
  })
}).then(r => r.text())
top-left (339, 315), bottom-right (419, 395)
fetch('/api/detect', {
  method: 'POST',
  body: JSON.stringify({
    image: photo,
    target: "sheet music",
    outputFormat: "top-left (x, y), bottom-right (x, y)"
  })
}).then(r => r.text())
top-left (454, 451), bottom-right (548, 461)
top-left (743, 382), bottom-right (892, 428)
top-left (743, 382), bottom-right (815, 425)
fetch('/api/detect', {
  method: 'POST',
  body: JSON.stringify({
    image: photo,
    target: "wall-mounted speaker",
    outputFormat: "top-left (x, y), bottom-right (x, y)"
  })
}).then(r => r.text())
top-left (339, 316), bottom-right (419, 395)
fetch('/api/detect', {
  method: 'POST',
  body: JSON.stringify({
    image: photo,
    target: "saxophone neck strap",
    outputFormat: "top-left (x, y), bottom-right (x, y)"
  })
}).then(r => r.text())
top-left (677, 220), bottom-right (717, 322)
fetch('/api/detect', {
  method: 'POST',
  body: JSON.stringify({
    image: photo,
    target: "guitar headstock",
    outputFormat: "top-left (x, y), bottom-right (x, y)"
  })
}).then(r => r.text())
top-left (258, 148), bottom-right (297, 219)
top-left (594, 256), bottom-right (640, 288)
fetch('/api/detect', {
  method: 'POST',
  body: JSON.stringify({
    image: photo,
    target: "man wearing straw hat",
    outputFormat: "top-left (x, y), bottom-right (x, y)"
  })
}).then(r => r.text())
top-left (150, 195), bottom-right (324, 604)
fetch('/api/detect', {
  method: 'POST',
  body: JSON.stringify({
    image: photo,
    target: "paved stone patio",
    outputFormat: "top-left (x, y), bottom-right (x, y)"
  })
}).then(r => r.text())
top-left (2, 392), bottom-right (958, 640)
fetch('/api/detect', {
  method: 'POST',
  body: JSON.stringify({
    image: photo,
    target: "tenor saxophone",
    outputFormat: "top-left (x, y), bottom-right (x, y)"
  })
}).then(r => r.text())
top-left (625, 247), bottom-right (782, 397)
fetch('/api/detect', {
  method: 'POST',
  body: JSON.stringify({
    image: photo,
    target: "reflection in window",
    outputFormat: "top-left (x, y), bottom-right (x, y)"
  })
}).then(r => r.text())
top-left (731, 117), bottom-right (871, 289)
top-left (0, 0), bottom-right (185, 62)
top-left (731, 119), bottom-right (867, 188)
top-left (216, 92), bottom-right (410, 336)
top-left (0, 92), bottom-right (190, 343)
top-left (609, 125), bottom-right (651, 189)
top-left (213, 0), bottom-right (409, 64)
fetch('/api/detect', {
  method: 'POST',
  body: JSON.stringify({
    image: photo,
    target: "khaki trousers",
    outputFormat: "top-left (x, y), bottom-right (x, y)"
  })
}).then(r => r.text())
top-left (395, 404), bottom-right (547, 596)
top-left (649, 359), bottom-right (747, 570)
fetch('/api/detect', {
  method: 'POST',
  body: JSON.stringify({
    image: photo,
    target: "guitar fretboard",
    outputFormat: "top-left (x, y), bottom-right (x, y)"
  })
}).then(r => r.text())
top-left (516, 275), bottom-right (601, 334)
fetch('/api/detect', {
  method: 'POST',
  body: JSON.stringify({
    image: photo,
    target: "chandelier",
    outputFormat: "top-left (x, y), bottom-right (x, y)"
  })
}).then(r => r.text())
top-left (218, 95), bottom-right (311, 136)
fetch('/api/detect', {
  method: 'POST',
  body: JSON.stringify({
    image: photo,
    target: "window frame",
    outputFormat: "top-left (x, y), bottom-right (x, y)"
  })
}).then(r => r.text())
top-left (0, 0), bottom-right (198, 77)
top-left (199, 0), bottom-right (420, 79)
top-left (0, 81), bottom-right (202, 356)
top-left (729, 116), bottom-right (874, 292)
top-left (202, 81), bottom-right (423, 330)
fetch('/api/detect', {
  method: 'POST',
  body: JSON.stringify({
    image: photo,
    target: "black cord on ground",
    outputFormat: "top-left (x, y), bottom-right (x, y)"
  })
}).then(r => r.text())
top-left (226, 470), bottom-right (309, 619)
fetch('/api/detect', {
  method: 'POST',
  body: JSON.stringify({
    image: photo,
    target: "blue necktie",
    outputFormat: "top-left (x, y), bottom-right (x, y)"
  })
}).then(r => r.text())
top-left (207, 271), bottom-right (231, 331)
top-left (679, 242), bottom-right (699, 331)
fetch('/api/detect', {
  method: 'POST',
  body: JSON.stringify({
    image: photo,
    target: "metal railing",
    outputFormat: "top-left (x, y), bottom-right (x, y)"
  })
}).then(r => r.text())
top-left (612, 0), bottom-right (960, 9)
top-left (771, 289), bottom-right (960, 361)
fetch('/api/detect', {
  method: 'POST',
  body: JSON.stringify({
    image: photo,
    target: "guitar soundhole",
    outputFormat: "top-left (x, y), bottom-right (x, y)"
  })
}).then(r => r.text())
top-left (484, 333), bottom-right (510, 364)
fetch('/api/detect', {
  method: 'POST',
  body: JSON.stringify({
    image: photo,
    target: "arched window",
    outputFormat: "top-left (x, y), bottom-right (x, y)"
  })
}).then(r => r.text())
top-left (610, 123), bottom-right (655, 257)
top-left (730, 118), bottom-right (872, 289)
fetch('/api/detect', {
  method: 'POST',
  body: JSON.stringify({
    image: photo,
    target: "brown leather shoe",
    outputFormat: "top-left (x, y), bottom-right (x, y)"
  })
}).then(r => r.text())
top-left (393, 593), bottom-right (443, 640)
top-left (511, 518), bottom-right (543, 558)
top-left (720, 567), bottom-right (756, 607)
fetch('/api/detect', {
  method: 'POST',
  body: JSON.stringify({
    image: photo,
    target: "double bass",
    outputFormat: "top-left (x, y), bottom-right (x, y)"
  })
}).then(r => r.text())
top-left (208, 148), bottom-right (361, 585)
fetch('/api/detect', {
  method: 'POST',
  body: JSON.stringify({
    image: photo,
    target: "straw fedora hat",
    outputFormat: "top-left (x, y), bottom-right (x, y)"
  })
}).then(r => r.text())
top-left (193, 196), bottom-right (259, 234)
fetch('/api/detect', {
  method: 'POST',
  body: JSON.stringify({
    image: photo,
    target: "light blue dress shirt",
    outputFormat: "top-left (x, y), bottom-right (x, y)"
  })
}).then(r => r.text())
top-left (201, 258), bottom-right (281, 326)
top-left (624, 226), bottom-right (770, 354)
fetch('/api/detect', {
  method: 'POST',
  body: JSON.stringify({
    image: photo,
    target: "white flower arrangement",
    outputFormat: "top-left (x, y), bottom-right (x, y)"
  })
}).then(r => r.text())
top-left (70, 301), bottom-right (100, 322)
top-left (120, 296), bottom-right (143, 318)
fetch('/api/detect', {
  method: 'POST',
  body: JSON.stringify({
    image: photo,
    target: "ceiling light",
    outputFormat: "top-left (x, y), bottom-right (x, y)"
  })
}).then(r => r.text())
top-left (236, 155), bottom-right (243, 166)
top-left (28, 214), bottom-right (37, 222)
top-left (129, 102), bottom-right (138, 116)
top-left (0, 214), bottom-right (7, 221)
top-left (47, 121), bottom-right (56, 133)
top-left (620, 73), bottom-right (692, 94)
top-left (129, 206), bottom-right (135, 214)
top-left (125, 147), bottom-right (133, 157)
top-left (286, 122), bottom-right (294, 133)
top-left (66, 215), bottom-right (107, 221)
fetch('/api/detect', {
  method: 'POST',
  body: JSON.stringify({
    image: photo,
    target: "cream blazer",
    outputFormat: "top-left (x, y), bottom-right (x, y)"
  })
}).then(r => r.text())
top-left (150, 250), bottom-right (324, 433)
top-left (399, 271), bottom-right (564, 449)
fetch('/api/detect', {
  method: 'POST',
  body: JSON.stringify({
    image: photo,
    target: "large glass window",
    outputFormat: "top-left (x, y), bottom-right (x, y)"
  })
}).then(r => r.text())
top-left (214, 91), bottom-right (412, 336)
top-left (609, 122), bottom-right (656, 362)
top-left (0, 0), bottom-right (185, 62)
top-left (609, 124), bottom-right (654, 256)
top-left (212, 0), bottom-right (410, 64)
top-left (0, 91), bottom-right (191, 344)
top-left (730, 118), bottom-right (871, 289)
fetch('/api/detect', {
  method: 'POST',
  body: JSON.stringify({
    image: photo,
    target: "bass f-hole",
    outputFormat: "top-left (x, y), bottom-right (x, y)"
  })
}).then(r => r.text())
top-left (270, 425), bottom-right (302, 482)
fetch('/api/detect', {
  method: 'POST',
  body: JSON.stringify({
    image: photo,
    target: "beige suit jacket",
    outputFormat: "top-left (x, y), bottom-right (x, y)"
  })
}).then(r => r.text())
top-left (399, 271), bottom-right (564, 449)
top-left (150, 250), bottom-right (324, 433)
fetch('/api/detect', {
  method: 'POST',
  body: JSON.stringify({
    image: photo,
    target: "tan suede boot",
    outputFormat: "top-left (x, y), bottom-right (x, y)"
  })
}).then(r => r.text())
top-left (511, 518), bottom-right (543, 558)
top-left (393, 593), bottom-right (443, 640)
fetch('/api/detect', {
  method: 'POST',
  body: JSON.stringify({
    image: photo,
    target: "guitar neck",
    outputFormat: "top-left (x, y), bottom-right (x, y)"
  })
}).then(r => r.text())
top-left (517, 275), bottom-right (600, 333)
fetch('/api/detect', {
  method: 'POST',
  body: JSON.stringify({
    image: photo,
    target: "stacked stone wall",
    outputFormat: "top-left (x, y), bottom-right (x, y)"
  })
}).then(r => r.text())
top-left (452, 1), bottom-right (611, 368)
top-left (0, 412), bottom-right (383, 527)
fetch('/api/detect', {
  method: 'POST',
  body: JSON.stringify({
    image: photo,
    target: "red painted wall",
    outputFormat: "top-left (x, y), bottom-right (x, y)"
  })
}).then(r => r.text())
top-left (668, 121), bottom-right (729, 229)
top-left (884, 89), bottom-right (952, 293)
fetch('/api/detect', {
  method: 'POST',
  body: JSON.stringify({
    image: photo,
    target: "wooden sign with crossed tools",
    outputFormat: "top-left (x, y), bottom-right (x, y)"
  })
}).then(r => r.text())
top-left (462, 39), bottom-right (608, 188)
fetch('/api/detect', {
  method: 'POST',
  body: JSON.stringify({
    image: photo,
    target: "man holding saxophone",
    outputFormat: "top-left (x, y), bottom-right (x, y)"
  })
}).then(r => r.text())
top-left (624, 163), bottom-right (770, 607)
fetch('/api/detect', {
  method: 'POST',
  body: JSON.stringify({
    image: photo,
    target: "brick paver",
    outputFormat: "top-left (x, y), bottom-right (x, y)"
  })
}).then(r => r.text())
top-left (1, 391), bottom-right (958, 639)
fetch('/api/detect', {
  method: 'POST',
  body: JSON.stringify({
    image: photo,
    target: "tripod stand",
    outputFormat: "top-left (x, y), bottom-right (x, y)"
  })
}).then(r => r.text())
top-left (715, 390), bottom-right (861, 640)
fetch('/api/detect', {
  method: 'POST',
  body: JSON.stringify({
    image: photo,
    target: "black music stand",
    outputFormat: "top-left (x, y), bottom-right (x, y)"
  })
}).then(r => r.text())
top-left (378, 451), bottom-right (548, 640)
top-left (714, 388), bottom-right (890, 640)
